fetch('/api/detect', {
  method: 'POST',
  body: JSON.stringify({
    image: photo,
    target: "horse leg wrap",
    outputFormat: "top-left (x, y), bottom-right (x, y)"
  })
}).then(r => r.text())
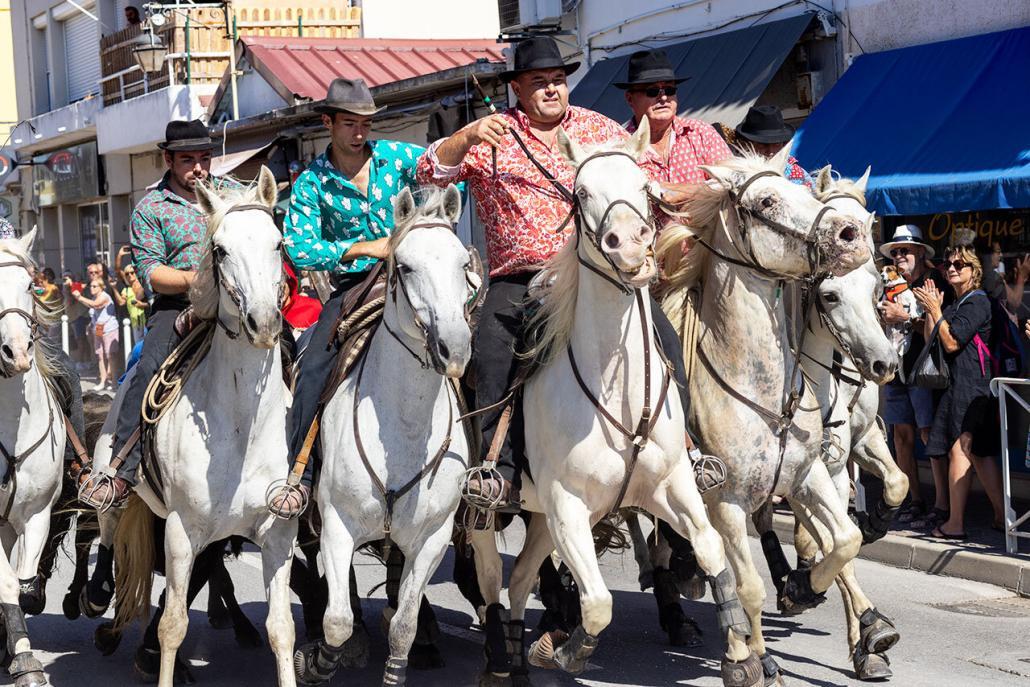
top-left (385, 548), bottom-right (404, 608)
top-left (504, 619), bottom-right (527, 675)
top-left (852, 645), bottom-right (892, 681)
top-left (2, 604), bottom-right (29, 659)
top-left (760, 654), bottom-right (783, 686)
top-left (720, 651), bottom-right (763, 687)
top-left (483, 603), bottom-right (512, 675)
top-left (759, 531), bottom-right (792, 599)
top-left (382, 656), bottom-right (408, 687)
top-left (858, 607), bottom-right (900, 654)
top-left (857, 499), bottom-right (899, 545)
top-left (709, 569), bottom-right (751, 640)
top-left (17, 577), bottom-right (45, 617)
top-left (552, 625), bottom-right (598, 675)
top-left (780, 568), bottom-right (826, 615)
top-left (294, 639), bottom-right (346, 685)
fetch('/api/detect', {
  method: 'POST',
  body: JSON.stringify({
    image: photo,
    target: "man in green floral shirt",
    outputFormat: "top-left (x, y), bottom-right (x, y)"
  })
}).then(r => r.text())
top-left (267, 78), bottom-right (425, 518)
top-left (80, 120), bottom-right (241, 510)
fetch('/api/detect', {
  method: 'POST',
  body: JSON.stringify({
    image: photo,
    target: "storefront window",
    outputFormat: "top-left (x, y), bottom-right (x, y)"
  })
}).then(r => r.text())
top-left (78, 202), bottom-right (110, 272)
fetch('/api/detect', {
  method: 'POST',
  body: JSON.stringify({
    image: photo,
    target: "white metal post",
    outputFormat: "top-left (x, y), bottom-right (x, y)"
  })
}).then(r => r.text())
top-left (60, 315), bottom-right (69, 355)
top-left (991, 377), bottom-right (1030, 555)
top-left (122, 317), bottom-right (132, 367)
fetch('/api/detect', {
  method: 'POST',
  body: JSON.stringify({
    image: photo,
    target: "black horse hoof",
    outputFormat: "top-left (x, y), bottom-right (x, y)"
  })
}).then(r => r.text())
top-left (854, 647), bottom-right (892, 681)
top-left (62, 590), bottom-right (81, 621)
top-left (293, 640), bottom-right (342, 685)
top-left (18, 577), bottom-right (46, 617)
top-left (133, 646), bottom-right (195, 685)
top-left (78, 584), bottom-right (110, 620)
top-left (233, 617), bottom-right (263, 649)
top-left (859, 608), bottom-right (900, 655)
top-left (778, 569), bottom-right (826, 615)
top-left (409, 641), bottom-right (445, 670)
top-left (94, 622), bottom-right (122, 656)
top-left (551, 626), bottom-right (597, 675)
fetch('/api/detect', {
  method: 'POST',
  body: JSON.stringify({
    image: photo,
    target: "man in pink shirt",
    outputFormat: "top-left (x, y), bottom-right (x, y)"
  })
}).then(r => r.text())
top-left (417, 37), bottom-right (691, 510)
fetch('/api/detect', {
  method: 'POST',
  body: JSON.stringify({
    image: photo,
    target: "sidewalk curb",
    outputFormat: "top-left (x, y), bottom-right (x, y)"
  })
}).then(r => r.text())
top-left (771, 512), bottom-right (1030, 596)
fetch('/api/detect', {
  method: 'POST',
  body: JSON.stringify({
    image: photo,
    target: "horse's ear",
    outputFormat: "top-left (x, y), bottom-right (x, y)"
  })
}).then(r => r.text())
top-left (815, 165), bottom-right (833, 195)
top-left (442, 184), bottom-right (462, 225)
top-left (256, 166), bottom-right (277, 208)
top-left (700, 165), bottom-right (733, 191)
top-left (555, 127), bottom-right (585, 168)
top-left (194, 181), bottom-right (225, 216)
top-left (854, 166), bottom-right (872, 194)
top-left (769, 140), bottom-right (794, 178)
top-left (394, 187), bottom-right (416, 224)
top-left (18, 225), bottom-right (38, 253)
top-left (625, 117), bottom-right (650, 161)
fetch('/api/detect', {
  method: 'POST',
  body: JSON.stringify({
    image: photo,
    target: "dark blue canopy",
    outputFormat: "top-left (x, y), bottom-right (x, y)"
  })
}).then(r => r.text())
top-left (794, 26), bottom-right (1030, 216)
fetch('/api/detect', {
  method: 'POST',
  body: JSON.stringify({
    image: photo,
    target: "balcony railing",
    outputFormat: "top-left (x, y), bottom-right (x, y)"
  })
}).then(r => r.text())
top-left (99, 2), bottom-right (361, 106)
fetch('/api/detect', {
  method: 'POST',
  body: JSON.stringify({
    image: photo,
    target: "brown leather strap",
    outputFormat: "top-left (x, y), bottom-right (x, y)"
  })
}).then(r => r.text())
top-left (484, 402), bottom-right (513, 465)
top-left (107, 427), bottom-right (142, 473)
top-left (290, 415), bottom-right (321, 483)
top-left (63, 415), bottom-right (90, 465)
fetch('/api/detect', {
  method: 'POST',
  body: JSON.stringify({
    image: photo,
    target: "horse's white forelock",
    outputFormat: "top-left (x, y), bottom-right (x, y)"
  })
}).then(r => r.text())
top-left (189, 181), bottom-right (275, 321)
top-left (386, 185), bottom-right (455, 266)
top-left (815, 176), bottom-right (867, 207)
top-left (0, 239), bottom-right (61, 379)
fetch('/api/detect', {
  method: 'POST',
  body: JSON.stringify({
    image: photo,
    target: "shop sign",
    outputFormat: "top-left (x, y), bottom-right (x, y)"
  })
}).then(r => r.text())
top-left (885, 209), bottom-right (1030, 255)
top-left (32, 141), bottom-right (101, 207)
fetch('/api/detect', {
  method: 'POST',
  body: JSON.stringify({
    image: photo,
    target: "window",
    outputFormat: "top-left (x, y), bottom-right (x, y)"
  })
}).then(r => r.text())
top-left (64, 12), bottom-right (101, 103)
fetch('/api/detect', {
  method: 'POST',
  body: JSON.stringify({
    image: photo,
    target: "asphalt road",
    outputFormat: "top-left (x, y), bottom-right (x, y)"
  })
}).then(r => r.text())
top-left (20, 517), bottom-right (1030, 687)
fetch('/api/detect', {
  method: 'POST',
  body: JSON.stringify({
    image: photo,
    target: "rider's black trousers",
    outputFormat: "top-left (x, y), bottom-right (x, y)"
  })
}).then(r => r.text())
top-left (112, 298), bottom-right (186, 484)
top-left (473, 272), bottom-right (690, 489)
top-left (49, 346), bottom-right (85, 462)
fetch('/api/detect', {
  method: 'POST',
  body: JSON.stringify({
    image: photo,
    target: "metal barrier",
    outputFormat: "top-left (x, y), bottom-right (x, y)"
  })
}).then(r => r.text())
top-left (60, 315), bottom-right (69, 355)
top-left (122, 318), bottom-right (133, 366)
top-left (990, 376), bottom-right (1030, 554)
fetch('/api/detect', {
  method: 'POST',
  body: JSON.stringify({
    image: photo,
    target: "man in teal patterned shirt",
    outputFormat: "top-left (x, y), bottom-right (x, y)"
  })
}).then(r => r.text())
top-left (268, 78), bottom-right (425, 518)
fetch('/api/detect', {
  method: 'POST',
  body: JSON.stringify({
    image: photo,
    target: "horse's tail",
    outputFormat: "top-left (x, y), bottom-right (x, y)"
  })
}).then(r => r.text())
top-left (112, 495), bottom-right (155, 632)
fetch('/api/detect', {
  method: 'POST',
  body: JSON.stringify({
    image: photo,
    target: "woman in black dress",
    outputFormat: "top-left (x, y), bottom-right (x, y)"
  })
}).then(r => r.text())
top-left (914, 246), bottom-right (1004, 540)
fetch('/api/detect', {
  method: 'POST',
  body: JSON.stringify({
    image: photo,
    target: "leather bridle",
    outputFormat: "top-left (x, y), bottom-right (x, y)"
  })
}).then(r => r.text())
top-left (209, 203), bottom-right (283, 344)
top-left (0, 260), bottom-right (48, 379)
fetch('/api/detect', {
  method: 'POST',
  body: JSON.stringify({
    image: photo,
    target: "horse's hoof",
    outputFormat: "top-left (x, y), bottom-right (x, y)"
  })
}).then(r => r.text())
top-left (478, 671), bottom-right (512, 687)
top-left (293, 641), bottom-right (341, 685)
top-left (409, 641), bottom-right (445, 670)
top-left (778, 569), bottom-right (826, 615)
top-left (854, 647), bottom-right (892, 681)
top-left (527, 629), bottom-right (566, 670)
top-left (760, 654), bottom-right (786, 687)
top-left (339, 621), bottom-right (370, 669)
top-left (9, 653), bottom-right (47, 687)
top-left (78, 584), bottom-right (109, 620)
top-left (638, 569), bottom-right (654, 591)
top-left (233, 617), bottom-right (263, 649)
top-left (94, 622), bottom-right (122, 656)
top-left (62, 590), bottom-right (81, 621)
top-left (720, 651), bottom-right (763, 687)
top-left (133, 646), bottom-right (160, 683)
top-left (18, 577), bottom-right (46, 617)
top-left (13, 672), bottom-right (47, 687)
top-left (859, 608), bottom-right (899, 655)
top-left (551, 626), bottom-right (597, 675)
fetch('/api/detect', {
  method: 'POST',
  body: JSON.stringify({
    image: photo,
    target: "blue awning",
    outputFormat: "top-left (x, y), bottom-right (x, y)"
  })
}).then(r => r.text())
top-left (794, 26), bottom-right (1030, 216)
top-left (571, 13), bottom-right (814, 126)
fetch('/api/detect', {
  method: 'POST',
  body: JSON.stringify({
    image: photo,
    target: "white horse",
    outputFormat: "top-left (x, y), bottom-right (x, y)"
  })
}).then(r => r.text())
top-left (471, 122), bottom-right (761, 687)
top-left (90, 168), bottom-right (298, 687)
top-left (658, 149), bottom-right (872, 685)
top-left (0, 229), bottom-right (66, 687)
top-left (293, 185), bottom-right (476, 687)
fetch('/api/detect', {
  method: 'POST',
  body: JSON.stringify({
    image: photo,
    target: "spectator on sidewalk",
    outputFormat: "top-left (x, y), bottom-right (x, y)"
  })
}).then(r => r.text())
top-left (0, 217), bottom-right (15, 240)
top-left (73, 278), bottom-right (119, 390)
top-left (879, 224), bottom-right (953, 527)
top-left (119, 261), bottom-right (148, 343)
top-left (62, 270), bottom-right (90, 364)
top-left (914, 246), bottom-right (1005, 540)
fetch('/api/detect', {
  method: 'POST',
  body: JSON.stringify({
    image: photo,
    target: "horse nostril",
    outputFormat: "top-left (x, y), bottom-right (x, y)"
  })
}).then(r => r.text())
top-left (604, 233), bottom-right (620, 250)
top-left (838, 225), bottom-right (857, 243)
top-left (246, 314), bottom-right (259, 333)
top-left (438, 341), bottom-right (450, 361)
top-left (873, 360), bottom-right (887, 377)
top-left (0, 344), bottom-right (11, 361)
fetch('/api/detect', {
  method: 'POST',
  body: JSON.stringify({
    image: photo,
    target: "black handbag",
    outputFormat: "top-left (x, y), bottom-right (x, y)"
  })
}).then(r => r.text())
top-left (909, 317), bottom-right (949, 389)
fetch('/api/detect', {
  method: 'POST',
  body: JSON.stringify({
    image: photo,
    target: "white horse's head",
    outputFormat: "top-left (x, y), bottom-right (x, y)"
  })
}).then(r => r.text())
top-left (557, 119), bottom-right (657, 287)
top-left (812, 165), bottom-right (897, 383)
top-left (387, 184), bottom-right (476, 378)
top-left (699, 150), bottom-right (870, 279)
top-left (191, 167), bottom-right (283, 349)
top-left (0, 228), bottom-right (45, 376)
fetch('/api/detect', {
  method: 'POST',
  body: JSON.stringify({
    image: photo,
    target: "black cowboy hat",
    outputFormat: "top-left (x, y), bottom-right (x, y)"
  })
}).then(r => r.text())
top-left (313, 78), bottom-right (386, 116)
top-left (499, 35), bottom-right (580, 82)
top-left (735, 105), bottom-right (795, 144)
top-left (157, 119), bottom-right (214, 152)
top-left (614, 49), bottom-right (689, 89)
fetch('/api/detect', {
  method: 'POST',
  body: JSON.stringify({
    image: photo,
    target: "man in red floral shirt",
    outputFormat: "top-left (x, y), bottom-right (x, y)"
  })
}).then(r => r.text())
top-left (417, 36), bottom-right (691, 509)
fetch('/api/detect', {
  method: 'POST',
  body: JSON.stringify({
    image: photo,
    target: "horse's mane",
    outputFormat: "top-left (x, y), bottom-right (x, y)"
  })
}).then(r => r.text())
top-left (656, 152), bottom-right (784, 295)
top-left (0, 238), bottom-right (62, 380)
top-left (189, 181), bottom-right (272, 321)
top-left (520, 235), bottom-right (580, 364)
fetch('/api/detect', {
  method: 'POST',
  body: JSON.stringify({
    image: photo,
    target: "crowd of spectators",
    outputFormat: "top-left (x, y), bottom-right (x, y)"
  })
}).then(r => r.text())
top-left (882, 225), bottom-right (1028, 542)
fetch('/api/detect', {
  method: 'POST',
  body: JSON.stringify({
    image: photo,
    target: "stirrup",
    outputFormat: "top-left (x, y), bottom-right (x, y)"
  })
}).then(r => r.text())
top-left (689, 449), bottom-right (727, 494)
top-left (265, 478), bottom-right (310, 520)
top-left (77, 467), bottom-right (127, 513)
top-left (460, 464), bottom-right (509, 511)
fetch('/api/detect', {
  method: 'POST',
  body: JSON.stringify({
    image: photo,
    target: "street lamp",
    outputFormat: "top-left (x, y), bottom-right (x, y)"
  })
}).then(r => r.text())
top-left (132, 28), bottom-right (168, 73)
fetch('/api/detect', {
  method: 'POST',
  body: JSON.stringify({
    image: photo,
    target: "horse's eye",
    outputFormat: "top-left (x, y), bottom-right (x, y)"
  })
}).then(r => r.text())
top-left (823, 293), bottom-right (840, 304)
top-left (397, 263), bottom-right (412, 275)
top-left (761, 196), bottom-right (776, 209)
top-left (577, 187), bottom-right (589, 199)
top-left (213, 245), bottom-right (227, 260)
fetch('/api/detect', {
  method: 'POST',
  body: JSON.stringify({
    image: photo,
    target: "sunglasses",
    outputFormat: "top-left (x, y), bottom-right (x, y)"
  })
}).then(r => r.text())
top-left (124, 269), bottom-right (135, 275)
top-left (889, 247), bottom-right (911, 258)
top-left (635, 85), bottom-right (678, 98)
top-left (945, 260), bottom-right (970, 271)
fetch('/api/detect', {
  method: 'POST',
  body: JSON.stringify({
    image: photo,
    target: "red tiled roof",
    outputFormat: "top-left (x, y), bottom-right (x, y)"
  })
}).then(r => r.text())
top-left (241, 36), bottom-right (507, 100)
